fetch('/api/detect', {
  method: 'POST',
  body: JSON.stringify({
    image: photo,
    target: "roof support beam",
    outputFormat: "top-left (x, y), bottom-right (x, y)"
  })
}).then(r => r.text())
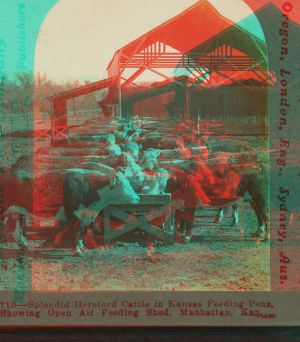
top-left (260, 70), bottom-right (276, 86)
top-left (190, 68), bottom-right (212, 89)
top-left (268, 71), bottom-right (277, 85)
top-left (146, 67), bottom-right (169, 79)
top-left (119, 34), bottom-right (150, 70)
top-left (223, 56), bottom-right (270, 84)
top-left (120, 77), bottom-right (142, 88)
top-left (211, 69), bottom-right (246, 87)
top-left (121, 67), bottom-right (147, 88)
top-left (252, 70), bottom-right (268, 84)
top-left (186, 67), bottom-right (202, 82)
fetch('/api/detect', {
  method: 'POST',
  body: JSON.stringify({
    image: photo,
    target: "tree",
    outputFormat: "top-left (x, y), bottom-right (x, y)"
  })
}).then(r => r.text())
top-left (13, 70), bottom-right (34, 113)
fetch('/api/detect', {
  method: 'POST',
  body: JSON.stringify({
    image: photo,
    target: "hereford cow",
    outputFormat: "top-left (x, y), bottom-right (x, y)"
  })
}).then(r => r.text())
top-left (215, 160), bottom-right (269, 240)
top-left (54, 169), bottom-right (140, 252)
top-left (233, 162), bottom-right (269, 239)
top-left (165, 167), bottom-right (211, 243)
top-left (106, 133), bottom-right (122, 157)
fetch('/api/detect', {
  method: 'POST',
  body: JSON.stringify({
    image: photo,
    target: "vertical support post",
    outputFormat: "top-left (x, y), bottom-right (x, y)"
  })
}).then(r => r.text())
top-left (118, 51), bottom-right (122, 118)
top-left (118, 76), bottom-right (122, 118)
top-left (197, 108), bottom-right (201, 132)
top-left (185, 80), bottom-right (189, 121)
top-left (52, 98), bottom-right (67, 141)
top-left (50, 99), bottom-right (54, 142)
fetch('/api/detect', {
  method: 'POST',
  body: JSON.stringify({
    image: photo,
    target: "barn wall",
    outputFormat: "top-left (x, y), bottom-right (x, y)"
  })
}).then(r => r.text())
top-left (190, 87), bottom-right (268, 134)
top-left (133, 91), bottom-right (175, 116)
top-left (53, 99), bottom-right (68, 127)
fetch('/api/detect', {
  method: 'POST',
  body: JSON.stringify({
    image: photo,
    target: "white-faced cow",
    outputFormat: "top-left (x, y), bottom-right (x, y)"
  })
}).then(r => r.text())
top-left (106, 133), bottom-right (122, 157)
top-left (55, 169), bottom-right (140, 252)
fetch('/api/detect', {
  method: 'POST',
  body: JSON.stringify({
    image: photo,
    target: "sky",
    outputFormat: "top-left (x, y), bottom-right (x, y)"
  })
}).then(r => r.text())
top-left (33, 0), bottom-right (269, 84)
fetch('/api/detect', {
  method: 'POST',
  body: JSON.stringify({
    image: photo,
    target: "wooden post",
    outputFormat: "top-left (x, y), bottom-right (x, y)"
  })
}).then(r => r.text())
top-left (118, 51), bottom-right (122, 118)
top-left (184, 81), bottom-right (189, 121)
top-left (118, 76), bottom-right (122, 118)
top-left (50, 99), bottom-right (54, 142)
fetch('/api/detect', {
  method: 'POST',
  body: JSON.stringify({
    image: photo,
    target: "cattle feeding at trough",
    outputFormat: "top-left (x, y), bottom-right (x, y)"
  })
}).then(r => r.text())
top-left (35, 115), bottom-right (269, 250)
top-left (54, 169), bottom-right (140, 252)
top-left (163, 164), bottom-right (211, 243)
top-left (106, 133), bottom-right (122, 157)
top-left (137, 127), bottom-right (269, 242)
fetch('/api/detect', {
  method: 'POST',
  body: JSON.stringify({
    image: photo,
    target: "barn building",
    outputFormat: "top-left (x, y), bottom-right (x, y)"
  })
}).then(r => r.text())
top-left (45, 1), bottom-right (300, 140)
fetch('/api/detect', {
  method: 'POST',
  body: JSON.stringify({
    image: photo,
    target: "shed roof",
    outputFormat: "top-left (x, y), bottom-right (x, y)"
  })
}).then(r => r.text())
top-left (47, 77), bottom-right (118, 101)
top-left (186, 22), bottom-right (267, 62)
top-left (107, 0), bottom-right (237, 70)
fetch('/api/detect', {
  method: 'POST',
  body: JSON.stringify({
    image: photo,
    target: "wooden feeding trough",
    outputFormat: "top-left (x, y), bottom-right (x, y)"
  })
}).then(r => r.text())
top-left (103, 194), bottom-right (174, 244)
top-left (101, 195), bottom-right (243, 244)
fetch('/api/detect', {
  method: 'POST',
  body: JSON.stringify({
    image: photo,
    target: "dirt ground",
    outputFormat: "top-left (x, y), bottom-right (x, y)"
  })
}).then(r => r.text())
top-left (32, 241), bottom-right (269, 292)
top-left (0, 238), bottom-right (269, 292)
top-left (1, 201), bottom-right (270, 292)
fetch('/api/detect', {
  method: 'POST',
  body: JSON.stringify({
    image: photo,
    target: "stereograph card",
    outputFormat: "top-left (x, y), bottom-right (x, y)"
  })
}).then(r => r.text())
top-left (0, 0), bottom-right (299, 327)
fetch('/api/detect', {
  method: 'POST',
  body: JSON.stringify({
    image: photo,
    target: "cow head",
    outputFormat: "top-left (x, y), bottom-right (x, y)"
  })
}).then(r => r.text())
top-left (110, 172), bottom-right (140, 205)
top-left (155, 167), bottom-right (170, 193)
top-left (127, 142), bottom-right (139, 159)
top-left (110, 176), bottom-right (117, 190)
top-left (215, 151), bottom-right (231, 163)
top-left (142, 148), bottom-right (161, 171)
top-left (176, 137), bottom-right (185, 149)
top-left (107, 133), bottom-right (116, 145)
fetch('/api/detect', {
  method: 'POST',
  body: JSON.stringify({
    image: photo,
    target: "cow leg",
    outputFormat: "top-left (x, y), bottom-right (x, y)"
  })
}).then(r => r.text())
top-left (252, 205), bottom-right (269, 240)
top-left (264, 220), bottom-right (270, 240)
top-left (173, 215), bottom-right (181, 241)
top-left (215, 209), bottom-right (224, 223)
top-left (252, 225), bottom-right (265, 240)
top-left (75, 222), bottom-right (87, 253)
top-left (80, 225), bottom-right (89, 251)
top-left (232, 205), bottom-right (238, 226)
top-left (251, 206), bottom-right (267, 240)
top-left (78, 238), bottom-right (87, 252)
top-left (232, 178), bottom-right (252, 232)
top-left (54, 219), bottom-right (77, 247)
top-left (174, 213), bottom-right (190, 243)
top-left (180, 219), bottom-right (194, 243)
top-left (247, 182), bottom-right (269, 240)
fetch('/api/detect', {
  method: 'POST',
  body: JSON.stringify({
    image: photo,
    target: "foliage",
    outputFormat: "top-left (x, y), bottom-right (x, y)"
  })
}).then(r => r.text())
top-left (3, 71), bottom-right (101, 115)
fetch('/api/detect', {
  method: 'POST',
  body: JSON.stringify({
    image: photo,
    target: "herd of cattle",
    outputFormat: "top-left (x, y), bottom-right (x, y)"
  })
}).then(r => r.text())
top-left (51, 118), bottom-right (269, 252)
top-left (2, 118), bottom-right (269, 252)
